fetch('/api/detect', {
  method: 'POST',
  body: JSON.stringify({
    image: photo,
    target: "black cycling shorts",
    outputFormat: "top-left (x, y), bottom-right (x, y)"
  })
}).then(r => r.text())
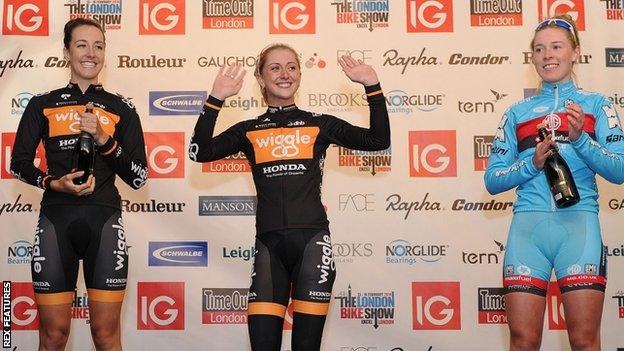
top-left (31, 205), bottom-right (128, 304)
top-left (248, 229), bottom-right (336, 317)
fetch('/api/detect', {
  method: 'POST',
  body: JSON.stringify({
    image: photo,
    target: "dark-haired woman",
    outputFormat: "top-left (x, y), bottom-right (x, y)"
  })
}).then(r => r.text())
top-left (11, 18), bottom-right (147, 351)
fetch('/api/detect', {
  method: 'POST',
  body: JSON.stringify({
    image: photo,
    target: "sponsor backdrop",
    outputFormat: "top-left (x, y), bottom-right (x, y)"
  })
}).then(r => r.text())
top-left (1, 0), bottom-right (624, 350)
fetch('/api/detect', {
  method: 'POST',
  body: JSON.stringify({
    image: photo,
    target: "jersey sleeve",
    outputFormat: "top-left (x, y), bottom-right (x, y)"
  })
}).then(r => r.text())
top-left (321, 83), bottom-right (390, 151)
top-left (484, 108), bottom-right (540, 195)
top-left (570, 98), bottom-right (624, 184)
top-left (10, 96), bottom-right (50, 189)
top-left (188, 95), bottom-right (244, 162)
top-left (97, 97), bottom-right (148, 189)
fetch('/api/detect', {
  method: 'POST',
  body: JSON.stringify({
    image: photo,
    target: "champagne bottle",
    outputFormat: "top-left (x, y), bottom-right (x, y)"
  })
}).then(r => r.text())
top-left (71, 102), bottom-right (95, 185)
top-left (536, 123), bottom-right (579, 208)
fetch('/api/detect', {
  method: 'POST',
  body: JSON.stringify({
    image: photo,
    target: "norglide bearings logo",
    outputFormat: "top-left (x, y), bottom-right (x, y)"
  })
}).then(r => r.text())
top-left (334, 285), bottom-right (395, 329)
top-left (331, 0), bottom-right (389, 31)
top-left (336, 146), bottom-right (391, 175)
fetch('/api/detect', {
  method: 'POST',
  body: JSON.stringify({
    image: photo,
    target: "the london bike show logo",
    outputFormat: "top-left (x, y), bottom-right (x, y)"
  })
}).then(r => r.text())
top-left (202, 288), bottom-right (248, 324)
top-left (334, 284), bottom-right (395, 329)
top-left (203, 0), bottom-right (254, 29)
top-left (336, 146), bottom-right (391, 176)
top-left (331, 0), bottom-right (389, 31)
top-left (65, 0), bottom-right (122, 31)
top-left (148, 241), bottom-right (208, 267)
top-left (601, 0), bottom-right (624, 20)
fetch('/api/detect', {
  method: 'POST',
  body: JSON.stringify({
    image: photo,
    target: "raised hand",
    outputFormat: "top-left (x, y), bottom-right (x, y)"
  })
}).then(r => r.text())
top-left (338, 55), bottom-right (379, 86)
top-left (566, 102), bottom-right (585, 141)
top-left (210, 64), bottom-right (246, 101)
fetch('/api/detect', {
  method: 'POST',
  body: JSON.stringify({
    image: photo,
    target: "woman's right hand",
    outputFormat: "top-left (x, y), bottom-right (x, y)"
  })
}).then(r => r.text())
top-left (210, 64), bottom-right (246, 100)
top-left (49, 171), bottom-right (95, 196)
top-left (532, 134), bottom-right (557, 170)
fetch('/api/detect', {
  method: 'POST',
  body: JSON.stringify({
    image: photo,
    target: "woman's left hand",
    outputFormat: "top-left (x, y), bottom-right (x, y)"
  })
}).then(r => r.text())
top-left (79, 109), bottom-right (109, 146)
top-left (339, 55), bottom-right (379, 86)
top-left (566, 102), bottom-right (585, 142)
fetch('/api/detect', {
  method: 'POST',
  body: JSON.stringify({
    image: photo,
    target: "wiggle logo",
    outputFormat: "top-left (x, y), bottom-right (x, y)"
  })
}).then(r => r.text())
top-left (139, 0), bottom-right (185, 35)
top-left (9, 282), bottom-right (40, 330)
top-left (409, 130), bottom-right (456, 177)
top-left (43, 105), bottom-right (119, 137)
top-left (144, 132), bottom-right (184, 178)
top-left (412, 281), bottom-right (461, 330)
top-left (269, 0), bottom-right (315, 34)
top-left (247, 127), bottom-right (318, 164)
top-left (137, 282), bottom-right (185, 330)
top-left (2, 132), bottom-right (46, 179)
top-left (407, 0), bottom-right (453, 33)
top-left (2, 0), bottom-right (48, 36)
top-left (538, 0), bottom-right (585, 31)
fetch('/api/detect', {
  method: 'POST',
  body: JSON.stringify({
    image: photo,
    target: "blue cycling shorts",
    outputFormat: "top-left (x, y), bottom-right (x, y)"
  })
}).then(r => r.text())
top-left (502, 211), bottom-right (607, 296)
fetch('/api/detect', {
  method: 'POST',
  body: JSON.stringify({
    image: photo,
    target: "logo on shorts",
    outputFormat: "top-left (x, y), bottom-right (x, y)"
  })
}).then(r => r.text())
top-left (316, 234), bottom-right (335, 284)
top-left (567, 264), bottom-right (582, 275)
top-left (516, 265), bottom-right (531, 275)
top-left (334, 285), bottom-right (395, 328)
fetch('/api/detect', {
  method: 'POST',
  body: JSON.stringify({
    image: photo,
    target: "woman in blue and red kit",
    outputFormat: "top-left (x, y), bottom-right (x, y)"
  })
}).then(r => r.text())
top-left (189, 43), bottom-right (390, 350)
top-left (485, 15), bottom-right (624, 351)
top-left (10, 18), bottom-right (147, 351)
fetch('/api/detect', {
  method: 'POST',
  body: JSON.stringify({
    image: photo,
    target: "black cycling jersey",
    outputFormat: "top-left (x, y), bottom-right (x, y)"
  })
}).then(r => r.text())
top-left (189, 83), bottom-right (390, 234)
top-left (10, 83), bottom-right (148, 209)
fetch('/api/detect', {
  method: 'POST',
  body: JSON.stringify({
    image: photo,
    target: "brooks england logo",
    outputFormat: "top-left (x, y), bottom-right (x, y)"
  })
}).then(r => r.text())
top-left (247, 127), bottom-right (319, 163)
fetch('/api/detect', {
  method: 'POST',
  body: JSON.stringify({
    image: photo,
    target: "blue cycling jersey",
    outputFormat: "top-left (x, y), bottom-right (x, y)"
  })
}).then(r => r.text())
top-left (485, 80), bottom-right (624, 212)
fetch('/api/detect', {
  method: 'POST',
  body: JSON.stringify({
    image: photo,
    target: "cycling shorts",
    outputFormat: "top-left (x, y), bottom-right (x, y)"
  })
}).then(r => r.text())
top-left (248, 229), bottom-right (336, 317)
top-left (31, 205), bottom-right (128, 305)
top-left (503, 211), bottom-right (607, 296)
